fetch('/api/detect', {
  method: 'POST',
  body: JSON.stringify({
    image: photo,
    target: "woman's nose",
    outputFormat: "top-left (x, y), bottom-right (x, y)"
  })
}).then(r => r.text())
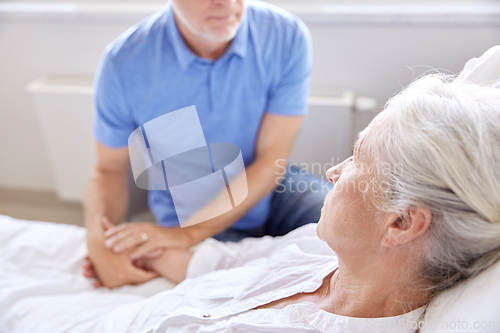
top-left (326, 166), bottom-right (341, 184)
top-left (326, 156), bottom-right (352, 184)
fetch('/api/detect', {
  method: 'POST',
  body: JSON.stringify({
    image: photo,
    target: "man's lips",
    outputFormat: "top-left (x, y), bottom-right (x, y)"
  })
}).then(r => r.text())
top-left (209, 15), bottom-right (234, 21)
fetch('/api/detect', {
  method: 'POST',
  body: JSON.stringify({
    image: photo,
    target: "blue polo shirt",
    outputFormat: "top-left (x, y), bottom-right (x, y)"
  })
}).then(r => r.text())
top-left (94, 1), bottom-right (312, 229)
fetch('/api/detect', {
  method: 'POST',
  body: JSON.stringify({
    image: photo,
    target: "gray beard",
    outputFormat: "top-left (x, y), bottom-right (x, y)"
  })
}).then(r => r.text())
top-left (171, 0), bottom-right (245, 43)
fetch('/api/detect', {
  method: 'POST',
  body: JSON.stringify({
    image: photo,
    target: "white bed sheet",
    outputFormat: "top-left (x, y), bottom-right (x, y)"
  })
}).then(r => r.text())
top-left (0, 215), bottom-right (175, 333)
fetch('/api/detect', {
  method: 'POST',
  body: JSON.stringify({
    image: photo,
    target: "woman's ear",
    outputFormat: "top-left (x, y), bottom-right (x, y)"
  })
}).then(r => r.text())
top-left (382, 207), bottom-right (432, 248)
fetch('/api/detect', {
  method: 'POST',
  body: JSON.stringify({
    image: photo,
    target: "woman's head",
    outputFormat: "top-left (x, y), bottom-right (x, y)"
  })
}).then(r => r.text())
top-left (319, 74), bottom-right (500, 295)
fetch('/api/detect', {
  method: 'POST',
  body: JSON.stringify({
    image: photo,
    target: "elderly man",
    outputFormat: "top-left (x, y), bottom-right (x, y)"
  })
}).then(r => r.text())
top-left (85, 0), bottom-right (329, 288)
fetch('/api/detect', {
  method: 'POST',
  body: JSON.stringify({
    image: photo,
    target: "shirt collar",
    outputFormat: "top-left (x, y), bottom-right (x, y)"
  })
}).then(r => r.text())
top-left (299, 302), bottom-right (428, 333)
top-left (225, 10), bottom-right (248, 59)
top-left (166, 6), bottom-right (248, 72)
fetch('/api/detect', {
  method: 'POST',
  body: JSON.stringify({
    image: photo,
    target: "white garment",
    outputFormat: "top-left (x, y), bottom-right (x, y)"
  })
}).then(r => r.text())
top-left (0, 215), bottom-right (425, 333)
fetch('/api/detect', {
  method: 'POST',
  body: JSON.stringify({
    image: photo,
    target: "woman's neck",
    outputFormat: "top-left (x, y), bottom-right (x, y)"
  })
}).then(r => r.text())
top-left (319, 260), bottom-right (431, 318)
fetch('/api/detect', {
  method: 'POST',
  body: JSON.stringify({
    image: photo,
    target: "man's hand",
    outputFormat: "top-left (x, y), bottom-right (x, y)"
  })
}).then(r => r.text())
top-left (85, 217), bottom-right (159, 288)
top-left (85, 249), bottom-right (159, 288)
top-left (86, 247), bottom-right (193, 286)
top-left (103, 222), bottom-right (195, 261)
top-left (85, 218), bottom-right (193, 286)
top-left (83, 255), bottom-right (104, 288)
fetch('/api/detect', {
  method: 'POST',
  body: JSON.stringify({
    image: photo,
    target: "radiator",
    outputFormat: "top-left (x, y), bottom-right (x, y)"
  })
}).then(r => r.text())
top-left (28, 76), bottom-right (96, 202)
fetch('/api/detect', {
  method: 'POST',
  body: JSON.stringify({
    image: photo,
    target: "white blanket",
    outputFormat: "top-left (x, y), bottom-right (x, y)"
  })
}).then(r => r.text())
top-left (0, 215), bottom-right (175, 333)
top-left (1, 213), bottom-right (500, 333)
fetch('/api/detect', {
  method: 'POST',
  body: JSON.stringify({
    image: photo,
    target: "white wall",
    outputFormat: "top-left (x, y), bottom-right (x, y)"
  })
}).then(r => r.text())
top-left (310, 24), bottom-right (500, 105)
top-left (0, 14), bottom-right (136, 191)
top-left (0, 2), bottom-right (499, 192)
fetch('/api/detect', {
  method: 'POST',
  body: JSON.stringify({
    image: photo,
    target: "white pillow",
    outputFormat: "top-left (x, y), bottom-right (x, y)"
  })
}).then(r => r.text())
top-left (454, 45), bottom-right (500, 88)
top-left (421, 259), bottom-right (500, 332)
top-left (419, 45), bottom-right (500, 333)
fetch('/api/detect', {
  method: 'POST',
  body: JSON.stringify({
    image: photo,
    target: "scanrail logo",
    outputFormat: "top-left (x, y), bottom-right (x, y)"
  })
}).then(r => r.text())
top-left (128, 105), bottom-right (248, 227)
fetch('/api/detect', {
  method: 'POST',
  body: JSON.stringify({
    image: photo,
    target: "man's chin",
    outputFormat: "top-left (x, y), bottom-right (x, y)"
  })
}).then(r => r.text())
top-left (200, 28), bottom-right (238, 43)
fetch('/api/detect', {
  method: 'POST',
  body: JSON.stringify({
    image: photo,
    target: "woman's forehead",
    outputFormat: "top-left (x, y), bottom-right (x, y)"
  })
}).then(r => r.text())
top-left (359, 108), bottom-right (395, 149)
top-left (354, 127), bottom-right (371, 157)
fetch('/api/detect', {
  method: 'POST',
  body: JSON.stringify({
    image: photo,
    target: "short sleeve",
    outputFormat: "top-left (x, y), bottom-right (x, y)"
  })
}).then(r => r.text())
top-left (93, 47), bottom-right (136, 148)
top-left (266, 20), bottom-right (312, 116)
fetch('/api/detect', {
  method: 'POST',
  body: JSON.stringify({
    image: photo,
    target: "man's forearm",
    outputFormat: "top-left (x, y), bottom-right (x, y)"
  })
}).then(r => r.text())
top-left (184, 157), bottom-right (287, 244)
top-left (85, 169), bottom-right (129, 239)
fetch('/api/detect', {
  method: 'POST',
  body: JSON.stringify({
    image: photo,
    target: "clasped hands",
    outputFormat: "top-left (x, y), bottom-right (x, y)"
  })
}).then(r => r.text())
top-left (84, 217), bottom-right (195, 288)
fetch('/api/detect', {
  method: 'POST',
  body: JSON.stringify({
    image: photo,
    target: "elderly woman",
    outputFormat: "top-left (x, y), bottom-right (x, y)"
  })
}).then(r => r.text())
top-left (1, 72), bottom-right (500, 332)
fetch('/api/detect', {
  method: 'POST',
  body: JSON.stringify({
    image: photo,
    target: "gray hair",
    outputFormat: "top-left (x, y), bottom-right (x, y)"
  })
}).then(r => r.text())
top-left (367, 74), bottom-right (500, 295)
